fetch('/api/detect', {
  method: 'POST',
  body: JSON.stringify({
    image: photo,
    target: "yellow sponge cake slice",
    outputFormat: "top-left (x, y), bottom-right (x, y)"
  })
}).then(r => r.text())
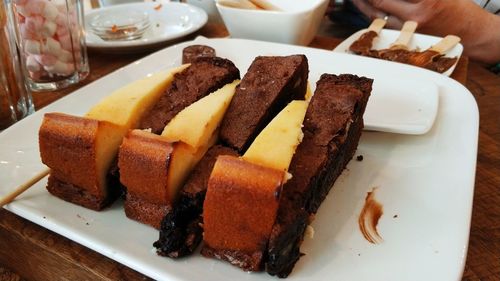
top-left (118, 80), bottom-right (238, 228)
top-left (39, 66), bottom-right (188, 210)
top-left (202, 100), bottom-right (308, 270)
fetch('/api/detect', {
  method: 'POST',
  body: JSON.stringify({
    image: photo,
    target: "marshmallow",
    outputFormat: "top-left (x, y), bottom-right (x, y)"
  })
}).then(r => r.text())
top-left (16, 5), bottom-right (29, 18)
top-left (56, 24), bottom-right (69, 37)
top-left (44, 60), bottom-right (75, 76)
top-left (41, 20), bottom-right (57, 37)
top-left (58, 33), bottom-right (72, 51)
top-left (35, 54), bottom-right (58, 66)
top-left (44, 37), bottom-right (62, 56)
top-left (42, 2), bottom-right (59, 21)
top-left (58, 49), bottom-right (73, 63)
top-left (14, 0), bottom-right (28, 5)
top-left (25, 0), bottom-right (45, 16)
top-left (25, 40), bottom-right (42, 55)
top-left (26, 55), bottom-right (41, 72)
top-left (55, 13), bottom-right (68, 27)
top-left (25, 15), bottom-right (44, 33)
top-left (20, 23), bottom-right (37, 40)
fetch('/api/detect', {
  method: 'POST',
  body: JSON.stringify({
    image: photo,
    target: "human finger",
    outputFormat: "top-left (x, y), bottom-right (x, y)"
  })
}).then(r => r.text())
top-left (368, 0), bottom-right (416, 20)
top-left (351, 0), bottom-right (387, 20)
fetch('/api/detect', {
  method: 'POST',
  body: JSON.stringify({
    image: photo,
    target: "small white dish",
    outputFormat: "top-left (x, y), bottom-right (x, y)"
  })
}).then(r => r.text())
top-left (89, 10), bottom-right (150, 41)
top-left (364, 78), bottom-right (439, 134)
top-left (85, 2), bottom-right (208, 52)
top-left (333, 29), bottom-right (463, 76)
top-left (216, 0), bottom-right (329, 46)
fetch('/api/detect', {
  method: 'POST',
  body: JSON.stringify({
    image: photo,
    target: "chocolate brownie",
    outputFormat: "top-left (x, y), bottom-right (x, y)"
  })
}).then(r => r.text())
top-left (154, 145), bottom-right (238, 258)
top-left (182, 45), bottom-right (216, 64)
top-left (266, 74), bottom-right (373, 277)
top-left (139, 57), bottom-right (240, 134)
top-left (219, 55), bottom-right (308, 153)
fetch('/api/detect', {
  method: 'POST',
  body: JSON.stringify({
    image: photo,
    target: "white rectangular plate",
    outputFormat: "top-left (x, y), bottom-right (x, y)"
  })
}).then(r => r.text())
top-left (0, 37), bottom-right (478, 281)
top-left (333, 29), bottom-right (464, 76)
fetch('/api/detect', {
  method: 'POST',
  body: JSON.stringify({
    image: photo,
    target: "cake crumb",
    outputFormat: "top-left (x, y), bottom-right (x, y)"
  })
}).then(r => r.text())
top-left (43, 216), bottom-right (46, 219)
top-left (85, 222), bottom-right (89, 226)
top-left (393, 214), bottom-right (398, 218)
top-left (305, 225), bottom-right (315, 239)
top-left (356, 155), bottom-right (364, 161)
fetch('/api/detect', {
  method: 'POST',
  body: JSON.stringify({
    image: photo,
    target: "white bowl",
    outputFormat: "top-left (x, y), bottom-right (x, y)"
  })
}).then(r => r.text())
top-left (216, 0), bottom-right (329, 46)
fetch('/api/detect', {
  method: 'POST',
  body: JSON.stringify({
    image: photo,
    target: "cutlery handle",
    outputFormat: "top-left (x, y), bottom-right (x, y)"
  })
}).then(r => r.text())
top-left (429, 35), bottom-right (461, 54)
top-left (390, 21), bottom-right (418, 49)
top-left (368, 18), bottom-right (387, 34)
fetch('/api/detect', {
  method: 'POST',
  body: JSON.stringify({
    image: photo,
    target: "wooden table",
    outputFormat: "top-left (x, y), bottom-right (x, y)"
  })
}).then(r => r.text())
top-left (1, 23), bottom-right (499, 281)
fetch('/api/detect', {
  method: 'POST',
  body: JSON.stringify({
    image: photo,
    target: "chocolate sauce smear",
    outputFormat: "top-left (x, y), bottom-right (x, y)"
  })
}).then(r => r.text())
top-left (358, 187), bottom-right (383, 244)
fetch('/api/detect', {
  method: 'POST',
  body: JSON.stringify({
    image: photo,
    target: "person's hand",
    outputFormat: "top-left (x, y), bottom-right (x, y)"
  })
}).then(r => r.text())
top-left (351, 0), bottom-right (500, 64)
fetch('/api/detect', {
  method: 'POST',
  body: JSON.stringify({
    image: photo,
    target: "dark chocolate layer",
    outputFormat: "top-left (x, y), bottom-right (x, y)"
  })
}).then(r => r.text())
top-left (220, 55), bottom-right (308, 153)
top-left (182, 45), bottom-right (216, 64)
top-left (46, 173), bottom-right (122, 211)
top-left (139, 57), bottom-right (240, 134)
top-left (154, 145), bottom-right (238, 257)
top-left (266, 74), bottom-right (373, 277)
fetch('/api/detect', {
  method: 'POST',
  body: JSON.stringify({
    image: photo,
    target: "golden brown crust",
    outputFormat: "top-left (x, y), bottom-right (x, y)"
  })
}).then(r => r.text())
top-left (118, 130), bottom-right (174, 205)
top-left (202, 155), bottom-right (285, 271)
top-left (39, 113), bottom-right (101, 198)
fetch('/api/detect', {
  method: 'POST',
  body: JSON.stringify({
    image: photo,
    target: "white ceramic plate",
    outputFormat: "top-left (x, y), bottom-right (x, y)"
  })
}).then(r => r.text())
top-left (364, 78), bottom-right (438, 134)
top-left (84, 2), bottom-right (208, 52)
top-left (333, 29), bottom-right (464, 76)
top-left (0, 37), bottom-right (478, 281)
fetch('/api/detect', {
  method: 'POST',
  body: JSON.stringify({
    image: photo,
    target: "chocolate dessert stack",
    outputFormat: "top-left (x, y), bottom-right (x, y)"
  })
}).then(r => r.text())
top-left (199, 73), bottom-right (372, 277)
top-left (154, 54), bottom-right (309, 258)
top-left (267, 74), bottom-right (372, 277)
top-left (39, 57), bottom-right (240, 211)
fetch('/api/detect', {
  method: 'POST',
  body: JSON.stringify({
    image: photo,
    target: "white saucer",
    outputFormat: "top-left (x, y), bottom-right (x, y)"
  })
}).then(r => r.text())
top-left (364, 77), bottom-right (439, 134)
top-left (85, 2), bottom-right (207, 52)
top-left (333, 29), bottom-right (463, 77)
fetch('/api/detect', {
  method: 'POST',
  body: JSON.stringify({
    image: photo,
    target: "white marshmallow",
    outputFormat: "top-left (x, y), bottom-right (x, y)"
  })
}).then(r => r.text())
top-left (26, 55), bottom-right (41, 72)
top-left (44, 37), bottom-right (62, 56)
top-left (58, 49), bottom-right (73, 63)
top-left (20, 23), bottom-right (37, 40)
top-left (41, 20), bottom-right (57, 38)
top-left (24, 40), bottom-right (42, 55)
top-left (42, 2), bottom-right (59, 21)
top-left (55, 13), bottom-right (68, 27)
top-left (35, 54), bottom-right (58, 66)
top-left (44, 60), bottom-right (75, 76)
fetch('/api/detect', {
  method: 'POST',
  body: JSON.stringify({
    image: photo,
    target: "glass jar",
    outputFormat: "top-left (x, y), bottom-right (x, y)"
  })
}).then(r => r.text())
top-left (0, 0), bottom-right (34, 130)
top-left (6, 0), bottom-right (89, 91)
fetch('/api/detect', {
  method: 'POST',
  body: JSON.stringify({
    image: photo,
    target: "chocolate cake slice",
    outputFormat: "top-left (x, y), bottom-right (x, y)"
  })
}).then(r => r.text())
top-left (139, 57), bottom-right (240, 134)
top-left (182, 45), bottom-right (216, 64)
top-left (220, 55), bottom-right (308, 153)
top-left (266, 74), bottom-right (373, 277)
top-left (154, 145), bottom-right (238, 258)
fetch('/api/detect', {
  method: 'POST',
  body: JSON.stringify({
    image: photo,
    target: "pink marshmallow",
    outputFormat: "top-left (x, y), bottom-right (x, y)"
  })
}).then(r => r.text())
top-left (58, 34), bottom-right (72, 51)
top-left (56, 24), bottom-right (69, 37)
top-left (25, 0), bottom-right (45, 16)
top-left (25, 15), bottom-right (44, 33)
top-left (14, 0), bottom-right (28, 5)
top-left (19, 23), bottom-right (39, 40)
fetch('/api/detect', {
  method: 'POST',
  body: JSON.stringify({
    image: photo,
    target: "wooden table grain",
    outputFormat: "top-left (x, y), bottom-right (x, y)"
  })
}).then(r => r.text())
top-left (1, 23), bottom-right (498, 281)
